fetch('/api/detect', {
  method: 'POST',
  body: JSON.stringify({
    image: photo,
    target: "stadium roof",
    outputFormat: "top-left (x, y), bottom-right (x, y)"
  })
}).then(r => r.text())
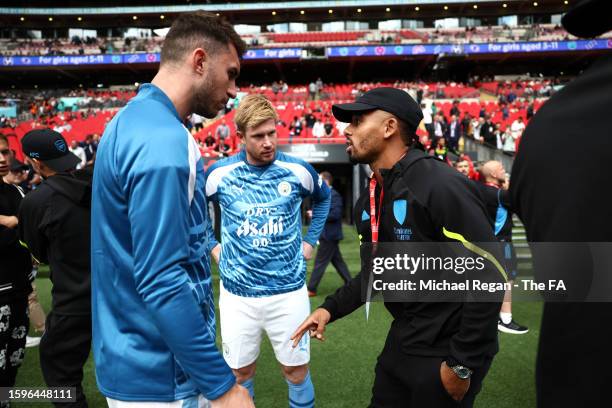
top-left (0, 0), bottom-right (572, 28)
top-left (0, 1), bottom-right (571, 15)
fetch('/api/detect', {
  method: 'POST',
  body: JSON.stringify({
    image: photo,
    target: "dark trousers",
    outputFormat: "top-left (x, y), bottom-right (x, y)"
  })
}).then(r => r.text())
top-left (370, 335), bottom-right (492, 408)
top-left (307, 239), bottom-right (351, 292)
top-left (40, 311), bottom-right (91, 408)
top-left (536, 302), bottom-right (609, 407)
top-left (0, 298), bottom-right (28, 387)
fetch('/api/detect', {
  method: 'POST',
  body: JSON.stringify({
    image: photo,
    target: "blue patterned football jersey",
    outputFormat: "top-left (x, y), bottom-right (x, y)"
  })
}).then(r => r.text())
top-left (206, 149), bottom-right (330, 297)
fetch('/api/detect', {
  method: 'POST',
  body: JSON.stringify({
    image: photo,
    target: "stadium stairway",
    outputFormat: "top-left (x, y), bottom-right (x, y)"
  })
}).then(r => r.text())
top-left (513, 214), bottom-right (533, 276)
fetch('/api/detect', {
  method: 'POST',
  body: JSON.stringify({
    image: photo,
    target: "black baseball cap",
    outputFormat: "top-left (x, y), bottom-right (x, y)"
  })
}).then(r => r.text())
top-left (562, 0), bottom-right (612, 38)
top-left (21, 129), bottom-right (80, 172)
top-left (332, 87), bottom-right (424, 133)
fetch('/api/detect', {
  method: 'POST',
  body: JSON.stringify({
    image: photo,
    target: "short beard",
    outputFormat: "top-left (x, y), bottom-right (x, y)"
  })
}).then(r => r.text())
top-left (348, 154), bottom-right (363, 165)
top-left (347, 141), bottom-right (376, 165)
top-left (192, 77), bottom-right (218, 118)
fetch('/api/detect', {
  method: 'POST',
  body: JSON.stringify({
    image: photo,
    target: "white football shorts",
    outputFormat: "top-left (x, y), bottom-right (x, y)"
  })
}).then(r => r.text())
top-left (219, 282), bottom-right (311, 369)
top-left (106, 395), bottom-right (209, 408)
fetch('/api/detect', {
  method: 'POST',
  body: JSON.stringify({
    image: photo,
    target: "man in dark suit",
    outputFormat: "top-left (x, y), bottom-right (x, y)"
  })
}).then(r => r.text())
top-left (307, 171), bottom-right (351, 296)
top-left (445, 114), bottom-right (462, 152)
top-left (480, 115), bottom-right (495, 147)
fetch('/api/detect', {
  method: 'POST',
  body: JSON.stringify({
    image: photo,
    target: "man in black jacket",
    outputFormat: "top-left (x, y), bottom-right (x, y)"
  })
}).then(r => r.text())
top-left (18, 129), bottom-right (92, 408)
top-left (292, 88), bottom-right (504, 407)
top-left (307, 171), bottom-right (351, 296)
top-left (0, 135), bottom-right (32, 407)
top-left (510, 2), bottom-right (612, 406)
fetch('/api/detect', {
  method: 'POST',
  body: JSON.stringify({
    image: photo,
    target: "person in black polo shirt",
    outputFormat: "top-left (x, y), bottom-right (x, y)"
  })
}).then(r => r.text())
top-left (0, 134), bottom-right (32, 407)
top-left (18, 129), bottom-right (92, 408)
top-left (292, 88), bottom-right (504, 407)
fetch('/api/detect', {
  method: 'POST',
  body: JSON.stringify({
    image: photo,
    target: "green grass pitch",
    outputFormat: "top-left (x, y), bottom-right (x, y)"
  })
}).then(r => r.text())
top-left (15, 226), bottom-right (541, 407)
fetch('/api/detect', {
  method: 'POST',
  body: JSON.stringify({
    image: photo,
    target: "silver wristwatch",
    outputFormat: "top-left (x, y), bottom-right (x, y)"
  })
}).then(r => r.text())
top-left (449, 364), bottom-right (473, 380)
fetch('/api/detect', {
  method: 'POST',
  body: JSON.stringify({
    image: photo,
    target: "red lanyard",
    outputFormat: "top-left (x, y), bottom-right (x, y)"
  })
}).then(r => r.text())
top-left (369, 177), bottom-right (384, 243)
top-left (485, 182), bottom-right (500, 189)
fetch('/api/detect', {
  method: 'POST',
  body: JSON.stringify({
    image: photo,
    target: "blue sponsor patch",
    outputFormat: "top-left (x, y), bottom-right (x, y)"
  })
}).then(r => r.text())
top-left (54, 140), bottom-right (67, 153)
top-left (393, 199), bottom-right (407, 225)
top-left (361, 209), bottom-right (370, 221)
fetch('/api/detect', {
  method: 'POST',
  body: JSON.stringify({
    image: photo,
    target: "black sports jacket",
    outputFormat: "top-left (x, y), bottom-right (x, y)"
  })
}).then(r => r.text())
top-left (321, 148), bottom-right (504, 370)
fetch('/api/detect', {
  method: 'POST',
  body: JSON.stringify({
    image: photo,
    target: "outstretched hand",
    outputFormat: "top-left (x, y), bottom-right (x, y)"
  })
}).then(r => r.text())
top-left (291, 308), bottom-right (331, 347)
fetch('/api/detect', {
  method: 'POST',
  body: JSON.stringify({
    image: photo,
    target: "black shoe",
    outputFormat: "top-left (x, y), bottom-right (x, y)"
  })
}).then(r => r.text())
top-left (498, 319), bottom-right (529, 334)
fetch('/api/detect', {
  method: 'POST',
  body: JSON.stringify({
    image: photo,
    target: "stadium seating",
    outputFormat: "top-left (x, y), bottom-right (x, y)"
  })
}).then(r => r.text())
top-left (1, 80), bottom-right (550, 161)
top-left (3, 24), bottom-right (610, 57)
top-left (267, 31), bottom-right (366, 43)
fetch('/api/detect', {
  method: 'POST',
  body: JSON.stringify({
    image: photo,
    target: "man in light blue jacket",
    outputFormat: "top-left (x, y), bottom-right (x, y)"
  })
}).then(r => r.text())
top-left (91, 11), bottom-right (253, 408)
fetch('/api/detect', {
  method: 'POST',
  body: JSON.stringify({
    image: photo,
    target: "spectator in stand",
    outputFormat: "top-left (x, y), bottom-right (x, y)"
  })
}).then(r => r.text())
top-left (70, 140), bottom-right (87, 170)
top-left (315, 78), bottom-right (324, 95)
top-left (493, 123), bottom-right (505, 150)
top-left (308, 82), bottom-right (317, 101)
top-left (446, 114), bottom-right (462, 152)
top-left (416, 88), bottom-right (424, 105)
top-left (481, 116), bottom-right (496, 146)
top-left (526, 102), bottom-right (535, 119)
top-left (80, 134), bottom-right (96, 167)
top-left (289, 116), bottom-right (304, 137)
top-left (450, 100), bottom-right (461, 117)
top-left (462, 112), bottom-right (473, 138)
top-left (433, 113), bottom-right (447, 141)
top-left (304, 110), bottom-right (316, 129)
top-left (507, 90), bottom-right (517, 103)
top-left (501, 104), bottom-right (509, 121)
top-left (191, 113), bottom-right (205, 132)
top-left (312, 119), bottom-right (325, 138)
top-left (431, 137), bottom-right (448, 161)
top-left (218, 141), bottom-right (233, 157)
top-left (510, 117), bottom-right (525, 144)
top-left (503, 125), bottom-right (518, 154)
top-left (479, 104), bottom-right (487, 118)
top-left (421, 103), bottom-right (434, 139)
top-left (324, 120), bottom-right (334, 137)
top-left (215, 119), bottom-right (231, 145)
top-left (204, 132), bottom-right (217, 149)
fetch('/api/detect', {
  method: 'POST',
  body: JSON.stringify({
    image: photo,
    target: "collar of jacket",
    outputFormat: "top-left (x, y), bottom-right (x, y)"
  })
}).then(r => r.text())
top-left (379, 148), bottom-right (431, 187)
top-left (137, 83), bottom-right (180, 121)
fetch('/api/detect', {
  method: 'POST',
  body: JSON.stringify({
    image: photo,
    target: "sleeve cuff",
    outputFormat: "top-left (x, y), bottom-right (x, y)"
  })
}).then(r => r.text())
top-left (204, 373), bottom-right (236, 401)
top-left (319, 298), bottom-right (339, 323)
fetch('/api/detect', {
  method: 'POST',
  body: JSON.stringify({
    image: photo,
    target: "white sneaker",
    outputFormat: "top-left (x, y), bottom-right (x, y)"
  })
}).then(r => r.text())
top-left (26, 336), bottom-right (41, 348)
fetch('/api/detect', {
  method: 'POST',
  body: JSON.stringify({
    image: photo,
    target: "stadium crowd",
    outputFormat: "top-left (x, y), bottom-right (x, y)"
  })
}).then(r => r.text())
top-left (2, 78), bottom-right (550, 164)
top-left (3, 23), bottom-right (609, 57)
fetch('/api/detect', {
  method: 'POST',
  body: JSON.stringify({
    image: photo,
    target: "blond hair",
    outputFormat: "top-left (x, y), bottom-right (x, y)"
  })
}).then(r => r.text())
top-left (234, 94), bottom-right (278, 134)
